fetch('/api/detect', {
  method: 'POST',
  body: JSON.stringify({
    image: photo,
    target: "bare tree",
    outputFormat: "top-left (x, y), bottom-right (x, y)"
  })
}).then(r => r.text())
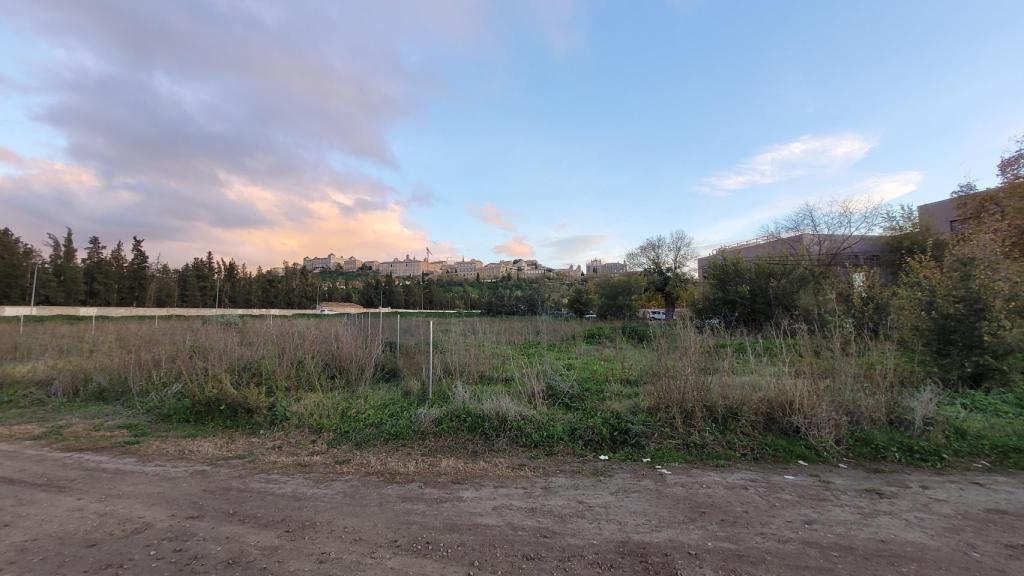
top-left (625, 230), bottom-right (697, 319)
top-left (760, 198), bottom-right (886, 266)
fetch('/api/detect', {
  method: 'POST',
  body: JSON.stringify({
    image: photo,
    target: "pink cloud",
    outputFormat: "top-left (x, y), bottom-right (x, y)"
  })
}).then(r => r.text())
top-left (475, 202), bottom-right (517, 232)
top-left (494, 235), bottom-right (535, 258)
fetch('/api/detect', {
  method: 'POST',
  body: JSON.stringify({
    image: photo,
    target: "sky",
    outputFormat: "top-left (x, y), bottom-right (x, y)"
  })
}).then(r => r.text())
top-left (1, 0), bottom-right (1022, 269)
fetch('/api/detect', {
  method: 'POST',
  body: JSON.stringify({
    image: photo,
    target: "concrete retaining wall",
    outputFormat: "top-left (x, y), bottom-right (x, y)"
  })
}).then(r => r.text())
top-left (0, 306), bottom-right (326, 318)
top-left (0, 306), bottom-right (473, 318)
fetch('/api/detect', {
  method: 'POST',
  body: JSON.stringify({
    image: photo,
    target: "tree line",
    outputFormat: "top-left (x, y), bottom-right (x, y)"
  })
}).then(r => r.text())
top-left (0, 232), bottom-right (329, 310)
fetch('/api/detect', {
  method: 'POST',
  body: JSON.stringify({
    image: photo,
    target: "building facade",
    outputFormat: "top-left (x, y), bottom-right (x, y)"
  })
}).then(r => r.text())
top-left (378, 255), bottom-right (432, 277)
top-left (586, 259), bottom-right (626, 276)
top-left (695, 233), bottom-right (888, 280)
top-left (342, 256), bottom-right (363, 272)
top-left (303, 253), bottom-right (338, 272)
top-left (452, 259), bottom-right (483, 278)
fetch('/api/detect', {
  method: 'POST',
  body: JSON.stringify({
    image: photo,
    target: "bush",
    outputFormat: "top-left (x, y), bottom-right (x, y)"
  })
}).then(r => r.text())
top-left (697, 256), bottom-right (821, 328)
top-left (894, 237), bottom-right (1024, 388)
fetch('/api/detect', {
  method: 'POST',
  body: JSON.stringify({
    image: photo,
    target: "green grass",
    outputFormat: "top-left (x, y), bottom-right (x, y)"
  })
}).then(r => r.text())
top-left (847, 385), bottom-right (1024, 467)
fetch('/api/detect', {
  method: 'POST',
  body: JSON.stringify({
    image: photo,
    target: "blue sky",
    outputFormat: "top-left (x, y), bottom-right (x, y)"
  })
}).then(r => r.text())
top-left (1, 1), bottom-right (1022, 268)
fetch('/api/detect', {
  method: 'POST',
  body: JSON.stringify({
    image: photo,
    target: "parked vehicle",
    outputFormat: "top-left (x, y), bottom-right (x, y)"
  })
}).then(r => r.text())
top-left (647, 310), bottom-right (667, 321)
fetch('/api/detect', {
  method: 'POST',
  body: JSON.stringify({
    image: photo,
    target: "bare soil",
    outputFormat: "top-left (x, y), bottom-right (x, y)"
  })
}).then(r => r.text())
top-left (2, 442), bottom-right (1023, 575)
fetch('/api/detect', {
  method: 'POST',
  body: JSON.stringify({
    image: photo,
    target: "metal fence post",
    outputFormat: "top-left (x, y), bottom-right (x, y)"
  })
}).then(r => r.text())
top-left (396, 314), bottom-right (401, 364)
top-left (19, 315), bottom-right (24, 335)
top-left (428, 319), bottom-right (433, 400)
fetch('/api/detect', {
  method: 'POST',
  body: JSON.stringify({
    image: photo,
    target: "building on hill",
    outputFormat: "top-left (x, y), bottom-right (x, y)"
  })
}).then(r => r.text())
top-left (303, 253), bottom-right (338, 272)
top-left (342, 256), bottom-right (363, 272)
top-left (555, 264), bottom-right (583, 280)
top-left (586, 259), bottom-right (626, 276)
top-left (477, 261), bottom-right (511, 281)
top-left (453, 259), bottom-right (483, 278)
top-left (378, 255), bottom-right (431, 277)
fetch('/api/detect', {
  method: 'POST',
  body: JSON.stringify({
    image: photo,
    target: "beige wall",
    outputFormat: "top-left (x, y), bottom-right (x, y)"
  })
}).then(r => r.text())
top-left (0, 306), bottom-right (325, 318)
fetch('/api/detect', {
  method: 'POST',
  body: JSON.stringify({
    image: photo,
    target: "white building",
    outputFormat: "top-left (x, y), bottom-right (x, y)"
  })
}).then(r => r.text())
top-left (586, 259), bottom-right (626, 276)
top-left (303, 253), bottom-right (338, 272)
top-left (378, 255), bottom-right (432, 277)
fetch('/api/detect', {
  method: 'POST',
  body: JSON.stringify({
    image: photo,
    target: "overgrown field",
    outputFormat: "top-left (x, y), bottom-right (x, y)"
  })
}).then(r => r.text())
top-left (2, 315), bottom-right (1022, 467)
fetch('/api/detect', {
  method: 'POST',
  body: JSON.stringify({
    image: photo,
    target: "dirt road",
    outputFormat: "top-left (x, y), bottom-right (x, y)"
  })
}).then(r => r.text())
top-left (1, 442), bottom-right (1022, 575)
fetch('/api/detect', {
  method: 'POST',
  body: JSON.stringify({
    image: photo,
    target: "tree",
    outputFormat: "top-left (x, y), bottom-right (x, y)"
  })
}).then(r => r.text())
top-left (60, 228), bottom-right (84, 304)
top-left (150, 263), bottom-right (179, 307)
top-left (894, 235), bottom-right (1023, 388)
top-left (0, 227), bottom-right (38, 305)
top-left (125, 236), bottom-right (149, 306)
top-left (625, 230), bottom-right (697, 319)
top-left (108, 240), bottom-right (128, 305)
top-left (39, 228), bottom-right (83, 305)
top-left (881, 203), bottom-right (947, 275)
top-left (696, 256), bottom-right (817, 328)
top-left (951, 179), bottom-right (980, 198)
top-left (997, 135), bottom-right (1024, 185)
top-left (761, 198), bottom-right (887, 266)
top-left (82, 235), bottom-right (112, 305)
top-left (594, 275), bottom-right (643, 320)
top-left (566, 284), bottom-right (594, 318)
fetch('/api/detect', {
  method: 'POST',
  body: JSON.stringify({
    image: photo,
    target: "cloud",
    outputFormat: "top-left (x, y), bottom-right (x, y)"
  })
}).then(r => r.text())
top-left (2, 1), bottom-right (578, 266)
top-left (494, 235), bottom-right (535, 258)
top-left (0, 150), bottom-right (430, 265)
top-left (702, 133), bottom-right (875, 195)
top-left (841, 171), bottom-right (924, 205)
top-left (542, 234), bottom-right (607, 263)
top-left (474, 202), bottom-right (517, 232)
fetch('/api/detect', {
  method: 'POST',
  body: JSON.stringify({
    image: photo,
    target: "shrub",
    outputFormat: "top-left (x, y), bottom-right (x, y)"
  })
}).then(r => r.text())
top-left (894, 236), bottom-right (1024, 388)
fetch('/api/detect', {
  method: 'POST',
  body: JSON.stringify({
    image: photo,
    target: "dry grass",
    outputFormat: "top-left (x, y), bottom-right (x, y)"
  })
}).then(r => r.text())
top-left (1, 315), bottom-right (926, 456)
top-left (646, 323), bottom-right (908, 446)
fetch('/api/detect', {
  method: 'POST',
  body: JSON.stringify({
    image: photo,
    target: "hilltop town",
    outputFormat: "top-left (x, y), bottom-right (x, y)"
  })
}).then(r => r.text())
top-left (301, 253), bottom-right (626, 281)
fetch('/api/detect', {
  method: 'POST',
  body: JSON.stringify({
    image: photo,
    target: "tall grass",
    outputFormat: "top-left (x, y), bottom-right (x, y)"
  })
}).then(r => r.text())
top-left (0, 315), bottom-right (944, 458)
top-left (646, 323), bottom-right (907, 446)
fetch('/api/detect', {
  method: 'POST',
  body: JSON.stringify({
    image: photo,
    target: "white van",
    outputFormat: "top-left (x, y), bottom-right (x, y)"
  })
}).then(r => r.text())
top-left (647, 310), bottom-right (667, 321)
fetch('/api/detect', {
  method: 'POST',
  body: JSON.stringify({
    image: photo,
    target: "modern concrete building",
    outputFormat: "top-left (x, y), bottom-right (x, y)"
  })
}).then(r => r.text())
top-left (585, 259), bottom-right (626, 276)
top-left (917, 195), bottom-right (979, 235)
top-left (303, 253), bottom-right (338, 272)
top-left (696, 233), bottom-right (888, 280)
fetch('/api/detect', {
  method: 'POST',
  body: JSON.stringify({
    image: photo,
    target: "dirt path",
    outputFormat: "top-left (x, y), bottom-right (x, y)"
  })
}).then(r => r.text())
top-left (1, 442), bottom-right (1022, 575)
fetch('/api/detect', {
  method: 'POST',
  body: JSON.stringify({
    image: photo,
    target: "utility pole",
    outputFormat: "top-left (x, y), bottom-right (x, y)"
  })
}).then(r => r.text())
top-left (29, 263), bottom-right (39, 310)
